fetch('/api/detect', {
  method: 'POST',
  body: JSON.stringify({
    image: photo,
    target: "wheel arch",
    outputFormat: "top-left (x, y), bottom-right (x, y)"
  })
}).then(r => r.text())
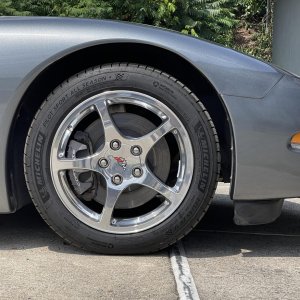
top-left (7, 42), bottom-right (233, 210)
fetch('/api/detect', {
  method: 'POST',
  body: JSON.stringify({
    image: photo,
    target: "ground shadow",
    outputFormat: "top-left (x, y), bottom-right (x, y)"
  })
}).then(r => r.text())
top-left (184, 193), bottom-right (300, 258)
top-left (0, 204), bottom-right (167, 257)
top-left (0, 205), bottom-right (87, 254)
top-left (1, 192), bottom-right (300, 257)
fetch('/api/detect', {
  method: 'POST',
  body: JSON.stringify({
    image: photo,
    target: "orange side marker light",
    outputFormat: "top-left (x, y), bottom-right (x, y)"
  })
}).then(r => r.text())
top-left (291, 133), bottom-right (300, 150)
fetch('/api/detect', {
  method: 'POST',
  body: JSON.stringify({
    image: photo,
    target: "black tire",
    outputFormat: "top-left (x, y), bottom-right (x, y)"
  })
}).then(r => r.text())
top-left (24, 63), bottom-right (220, 254)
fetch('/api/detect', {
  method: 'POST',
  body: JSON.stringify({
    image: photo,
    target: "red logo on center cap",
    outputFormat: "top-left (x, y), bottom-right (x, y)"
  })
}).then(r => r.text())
top-left (113, 156), bottom-right (127, 170)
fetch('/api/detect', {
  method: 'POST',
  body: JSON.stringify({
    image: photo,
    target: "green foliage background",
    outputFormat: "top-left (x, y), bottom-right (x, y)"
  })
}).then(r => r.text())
top-left (0, 0), bottom-right (272, 61)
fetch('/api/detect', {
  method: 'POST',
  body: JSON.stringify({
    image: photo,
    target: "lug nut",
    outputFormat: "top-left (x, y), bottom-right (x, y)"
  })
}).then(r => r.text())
top-left (110, 139), bottom-right (121, 150)
top-left (131, 145), bottom-right (142, 156)
top-left (132, 167), bottom-right (143, 178)
top-left (112, 175), bottom-right (123, 185)
top-left (99, 158), bottom-right (109, 168)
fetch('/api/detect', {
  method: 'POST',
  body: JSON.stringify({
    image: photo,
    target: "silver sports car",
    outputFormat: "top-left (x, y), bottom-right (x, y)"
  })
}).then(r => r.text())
top-left (1, 17), bottom-right (299, 254)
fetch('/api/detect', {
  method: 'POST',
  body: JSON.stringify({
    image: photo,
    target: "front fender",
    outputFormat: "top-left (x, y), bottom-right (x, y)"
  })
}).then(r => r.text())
top-left (0, 17), bottom-right (286, 212)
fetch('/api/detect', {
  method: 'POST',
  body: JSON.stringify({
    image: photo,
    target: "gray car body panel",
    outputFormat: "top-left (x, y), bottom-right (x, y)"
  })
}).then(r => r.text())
top-left (0, 17), bottom-right (299, 213)
top-left (225, 75), bottom-right (300, 200)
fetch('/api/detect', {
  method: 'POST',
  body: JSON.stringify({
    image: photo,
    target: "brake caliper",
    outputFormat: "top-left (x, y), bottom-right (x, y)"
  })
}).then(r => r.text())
top-left (67, 131), bottom-right (97, 201)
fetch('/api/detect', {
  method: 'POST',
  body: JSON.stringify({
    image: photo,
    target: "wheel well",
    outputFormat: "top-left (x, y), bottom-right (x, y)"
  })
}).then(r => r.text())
top-left (8, 42), bottom-right (232, 210)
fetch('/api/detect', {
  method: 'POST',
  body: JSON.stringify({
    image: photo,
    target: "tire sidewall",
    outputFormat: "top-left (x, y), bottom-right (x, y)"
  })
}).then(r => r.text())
top-left (25, 65), bottom-right (218, 253)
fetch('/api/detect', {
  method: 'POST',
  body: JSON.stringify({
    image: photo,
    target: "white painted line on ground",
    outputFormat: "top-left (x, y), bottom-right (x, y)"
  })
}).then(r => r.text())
top-left (170, 241), bottom-right (200, 300)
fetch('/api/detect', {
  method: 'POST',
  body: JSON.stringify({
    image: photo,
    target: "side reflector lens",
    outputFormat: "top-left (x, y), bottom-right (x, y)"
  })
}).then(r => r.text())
top-left (291, 133), bottom-right (300, 150)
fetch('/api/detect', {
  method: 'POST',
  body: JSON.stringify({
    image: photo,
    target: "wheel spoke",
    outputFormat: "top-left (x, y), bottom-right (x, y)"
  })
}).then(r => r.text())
top-left (98, 186), bottom-right (123, 230)
top-left (95, 99), bottom-right (123, 143)
top-left (137, 119), bottom-right (175, 154)
top-left (142, 170), bottom-right (179, 203)
top-left (52, 154), bottom-right (98, 173)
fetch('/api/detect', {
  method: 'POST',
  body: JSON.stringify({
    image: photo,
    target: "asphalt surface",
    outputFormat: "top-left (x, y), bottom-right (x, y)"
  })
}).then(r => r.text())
top-left (0, 184), bottom-right (300, 299)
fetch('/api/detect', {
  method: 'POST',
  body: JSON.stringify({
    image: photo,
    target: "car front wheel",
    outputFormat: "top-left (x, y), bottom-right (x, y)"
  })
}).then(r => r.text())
top-left (24, 63), bottom-right (219, 254)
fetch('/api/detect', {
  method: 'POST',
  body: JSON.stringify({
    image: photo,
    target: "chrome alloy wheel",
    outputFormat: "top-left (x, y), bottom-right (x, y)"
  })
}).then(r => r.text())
top-left (50, 90), bottom-right (194, 234)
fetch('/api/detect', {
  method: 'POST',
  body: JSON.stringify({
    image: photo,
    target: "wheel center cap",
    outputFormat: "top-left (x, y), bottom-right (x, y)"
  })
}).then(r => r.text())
top-left (113, 156), bottom-right (127, 170)
top-left (101, 143), bottom-right (143, 181)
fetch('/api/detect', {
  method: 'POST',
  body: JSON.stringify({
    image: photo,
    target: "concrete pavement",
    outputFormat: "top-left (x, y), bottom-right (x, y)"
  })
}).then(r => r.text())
top-left (0, 184), bottom-right (299, 299)
top-left (0, 207), bottom-right (176, 300)
top-left (184, 184), bottom-right (300, 299)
